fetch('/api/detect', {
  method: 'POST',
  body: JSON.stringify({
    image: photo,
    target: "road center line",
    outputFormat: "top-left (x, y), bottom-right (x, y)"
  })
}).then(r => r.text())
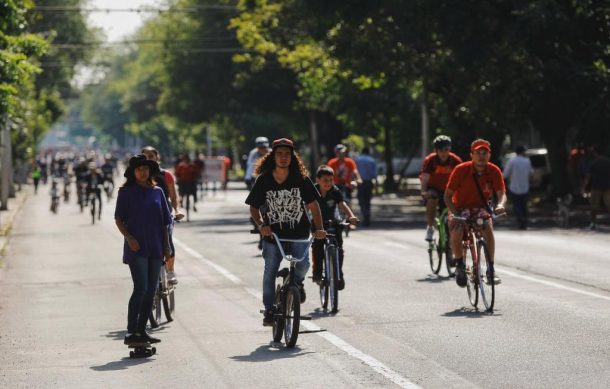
top-left (176, 237), bottom-right (420, 389)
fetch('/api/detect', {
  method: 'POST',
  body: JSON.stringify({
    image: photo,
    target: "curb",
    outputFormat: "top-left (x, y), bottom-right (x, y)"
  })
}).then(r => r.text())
top-left (0, 189), bottom-right (30, 260)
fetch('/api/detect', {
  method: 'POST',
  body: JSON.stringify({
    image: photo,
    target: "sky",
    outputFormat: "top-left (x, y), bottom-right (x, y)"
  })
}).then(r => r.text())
top-left (87, 0), bottom-right (160, 42)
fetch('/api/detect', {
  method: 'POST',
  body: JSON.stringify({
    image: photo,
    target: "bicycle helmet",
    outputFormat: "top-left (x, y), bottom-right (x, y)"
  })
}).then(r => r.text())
top-left (255, 137), bottom-right (269, 148)
top-left (433, 135), bottom-right (452, 149)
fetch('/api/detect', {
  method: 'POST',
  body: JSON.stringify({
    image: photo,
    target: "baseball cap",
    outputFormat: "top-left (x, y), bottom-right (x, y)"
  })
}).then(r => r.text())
top-left (334, 144), bottom-right (347, 152)
top-left (471, 139), bottom-right (491, 152)
top-left (271, 138), bottom-right (294, 150)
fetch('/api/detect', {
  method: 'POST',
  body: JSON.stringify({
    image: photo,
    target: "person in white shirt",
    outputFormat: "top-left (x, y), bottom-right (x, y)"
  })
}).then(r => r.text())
top-left (245, 137), bottom-right (270, 189)
top-left (503, 145), bottom-right (533, 229)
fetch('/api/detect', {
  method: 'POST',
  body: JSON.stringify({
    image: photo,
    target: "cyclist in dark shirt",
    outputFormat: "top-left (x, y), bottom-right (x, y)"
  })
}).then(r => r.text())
top-left (583, 146), bottom-right (610, 229)
top-left (311, 165), bottom-right (358, 290)
top-left (85, 163), bottom-right (104, 220)
top-left (245, 138), bottom-right (326, 326)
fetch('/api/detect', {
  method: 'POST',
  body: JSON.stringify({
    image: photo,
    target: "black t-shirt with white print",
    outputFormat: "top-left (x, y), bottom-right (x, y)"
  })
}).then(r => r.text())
top-left (245, 172), bottom-right (319, 239)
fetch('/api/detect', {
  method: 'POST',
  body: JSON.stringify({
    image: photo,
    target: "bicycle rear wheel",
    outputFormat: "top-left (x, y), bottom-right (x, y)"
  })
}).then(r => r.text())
top-left (284, 285), bottom-right (300, 348)
top-left (441, 222), bottom-right (455, 277)
top-left (477, 241), bottom-right (495, 311)
top-left (160, 269), bottom-right (175, 322)
top-left (149, 291), bottom-right (162, 328)
top-left (90, 198), bottom-right (96, 225)
top-left (465, 242), bottom-right (478, 308)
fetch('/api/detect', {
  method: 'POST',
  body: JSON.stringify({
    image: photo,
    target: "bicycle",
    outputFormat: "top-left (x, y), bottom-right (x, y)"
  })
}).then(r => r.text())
top-left (77, 181), bottom-right (87, 213)
top-left (88, 189), bottom-right (100, 225)
top-left (427, 205), bottom-right (454, 277)
top-left (454, 213), bottom-right (503, 312)
top-left (149, 266), bottom-right (176, 328)
top-left (318, 221), bottom-right (350, 313)
top-left (260, 233), bottom-right (313, 348)
top-left (103, 179), bottom-right (114, 201)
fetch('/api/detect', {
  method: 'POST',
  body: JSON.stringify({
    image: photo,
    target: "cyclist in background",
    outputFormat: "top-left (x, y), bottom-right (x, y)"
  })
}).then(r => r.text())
top-left (85, 163), bottom-right (104, 220)
top-left (311, 165), bottom-right (358, 289)
top-left (101, 154), bottom-right (116, 200)
top-left (142, 146), bottom-right (184, 285)
top-left (420, 135), bottom-right (463, 241)
top-left (444, 139), bottom-right (507, 287)
top-left (328, 144), bottom-right (362, 203)
top-left (175, 154), bottom-right (199, 212)
top-left (245, 137), bottom-right (270, 190)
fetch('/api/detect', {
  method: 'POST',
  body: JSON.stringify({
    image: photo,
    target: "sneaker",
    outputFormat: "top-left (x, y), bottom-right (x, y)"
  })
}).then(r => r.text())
top-left (193, 204), bottom-right (198, 212)
top-left (337, 278), bottom-right (345, 290)
top-left (298, 283), bottom-right (306, 303)
top-left (425, 226), bottom-right (434, 241)
top-left (167, 271), bottom-right (178, 285)
top-left (263, 308), bottom-right (275, 326)
top-left (123, 333), bottom-right (140, 345)
top-left (486, 269), bottom-right (502, 285)
top-left (455, 261), bottom-right (467, 288)
top-left (140, 332), bottom-right (161, 344)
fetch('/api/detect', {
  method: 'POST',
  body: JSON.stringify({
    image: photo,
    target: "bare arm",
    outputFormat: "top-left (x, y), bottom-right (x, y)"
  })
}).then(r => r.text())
top-left (339, 201), bottom-right (358, 224)
top-left (420, 173), bottom-right (431, 197)
top-left (306, 201), bottom-right (327, 239)
top-left (444, 188), bottom-right (459, 215)
top-left (250, 205), bottom-right (271, 237)
top-left (167, 182), bottom-right (179, 212)
top-left (495, 190), bottom-right (507, 214)
top-left (115, 217), bottom-right (139, 252)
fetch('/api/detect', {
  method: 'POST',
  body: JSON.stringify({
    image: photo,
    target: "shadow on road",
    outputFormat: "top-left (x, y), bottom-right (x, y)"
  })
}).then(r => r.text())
top-left (441, 307), bottom-right (501, 318)
top-left (416, 275), bottom-right (453, 283)
top-left (229, 343), bottom-right (313, 362)
top-left (90, 357), bottom-right (154, 371)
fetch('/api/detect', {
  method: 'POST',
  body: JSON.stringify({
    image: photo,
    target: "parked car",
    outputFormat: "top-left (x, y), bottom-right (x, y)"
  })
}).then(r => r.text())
top-left (502, 148), bottom-right (551, 190)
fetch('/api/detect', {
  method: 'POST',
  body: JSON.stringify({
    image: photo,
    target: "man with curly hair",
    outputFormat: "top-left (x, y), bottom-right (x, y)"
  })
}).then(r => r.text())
top-left (246, 138), bottom-right (327, 326)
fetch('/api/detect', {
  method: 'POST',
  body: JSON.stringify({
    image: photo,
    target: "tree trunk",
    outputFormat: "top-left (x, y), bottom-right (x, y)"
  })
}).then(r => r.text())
top-left (383, 126), bottom-right (396, 192)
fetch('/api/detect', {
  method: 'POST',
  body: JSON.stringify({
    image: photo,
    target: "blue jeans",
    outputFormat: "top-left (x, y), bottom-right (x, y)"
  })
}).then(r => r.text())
top-left (261, 239), bottom-right (310, 310)
top-left (127, 255), bottom-right (162, 334)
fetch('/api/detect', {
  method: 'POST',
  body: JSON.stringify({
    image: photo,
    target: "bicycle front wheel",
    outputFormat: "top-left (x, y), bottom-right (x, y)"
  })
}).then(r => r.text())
top-left (428, 238), bottom-right (442, 274)
top-left (284, 285), bottom-right (300, 348)
top-left (149, 292), bottom-right (162, 328)
top-left (329, 248), bottom-right (339, 313)
top-left (319, 263), bottom-right (329, 310)
top-left (477, 241), bottom-right (495, 312)
top-left (272, 285), bottom-right (284, 343)
top-left (90, 199), bottom-right (96, 224)
top-left (465, 242), bottom-right (478, 308)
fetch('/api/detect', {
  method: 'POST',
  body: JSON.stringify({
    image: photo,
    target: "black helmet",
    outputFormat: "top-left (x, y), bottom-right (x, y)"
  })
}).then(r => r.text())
top-left (433, 135), bottom-right (452, 149)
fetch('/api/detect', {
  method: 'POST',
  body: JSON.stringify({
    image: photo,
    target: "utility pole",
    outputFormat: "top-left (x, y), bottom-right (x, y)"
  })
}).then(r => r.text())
top-left (1, 113), bottom-right (12, 210)
top-left (421, 82), bottom-right (429, 160)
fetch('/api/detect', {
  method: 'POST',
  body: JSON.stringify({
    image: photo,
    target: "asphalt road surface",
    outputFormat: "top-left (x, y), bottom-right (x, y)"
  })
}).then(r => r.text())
top-left (0, 185), bottom-right (608, 388)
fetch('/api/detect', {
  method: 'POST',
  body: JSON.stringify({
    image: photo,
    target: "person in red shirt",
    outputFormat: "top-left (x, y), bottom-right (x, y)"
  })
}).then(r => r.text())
top-left (420, 135), bottom-right (463, 241)
top-left (327, 144), bottom-right (362, 203)
top-left (175, 154), bottom-right (199, 214)
top-left (444, 139), bottom-right (507, 287)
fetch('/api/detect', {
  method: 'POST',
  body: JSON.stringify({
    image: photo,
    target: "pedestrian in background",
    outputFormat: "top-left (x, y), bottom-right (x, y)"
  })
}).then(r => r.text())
top-left (503, 145), bottom-right (533, 229)
top-left (356, 147), bottom-right (377, 226)
top-left (583, 145), bottom-right (610, 230)
top-left (114, 155), bottom-right (172, 345)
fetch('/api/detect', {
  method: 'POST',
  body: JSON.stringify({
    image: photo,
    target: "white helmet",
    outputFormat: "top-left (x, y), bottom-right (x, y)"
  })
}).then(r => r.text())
top-left (255, 137), bottom-right (269, 147)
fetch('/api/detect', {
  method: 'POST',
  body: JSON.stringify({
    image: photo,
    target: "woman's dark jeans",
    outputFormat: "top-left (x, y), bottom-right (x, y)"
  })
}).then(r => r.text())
top-left (127, 255), bottom-right (162, 334)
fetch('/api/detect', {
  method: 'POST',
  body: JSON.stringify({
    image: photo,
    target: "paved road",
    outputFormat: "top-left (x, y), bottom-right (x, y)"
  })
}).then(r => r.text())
top-left (0, 185), bottom-right (608, 388)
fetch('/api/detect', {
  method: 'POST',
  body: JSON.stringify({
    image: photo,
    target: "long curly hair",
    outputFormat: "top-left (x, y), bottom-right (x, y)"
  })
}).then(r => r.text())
top-left (254, 148), bottom-right (309, 178)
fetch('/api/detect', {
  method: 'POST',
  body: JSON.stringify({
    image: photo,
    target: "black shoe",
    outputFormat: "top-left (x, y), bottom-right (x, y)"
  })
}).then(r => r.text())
top-left (311, 275), bottom-right (321, 285)
top-left (123, 333), bottom-right (141, 345)
top-left (298, 284), bottom-right (306, 303)
top-left (263, 308), bottom-right (275, 326)
top-left (140, 332), bottom-right (161, 344)
top-left (337, 278), bottom-right (345, 290)
top-left (455, 262), bottom-right (467, 288)
top-left (486, 268), bottom-right (501, 285)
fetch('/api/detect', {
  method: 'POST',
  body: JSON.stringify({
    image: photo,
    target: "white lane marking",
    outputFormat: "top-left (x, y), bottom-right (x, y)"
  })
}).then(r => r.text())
top-left (177, 238), bottom-right (420, 388)
top-left (496, 266), bottom-right (610, 302)
top-left (173, 238), bottom-right (242, 285)
top-left (381, 240), bottom-right (610, 303)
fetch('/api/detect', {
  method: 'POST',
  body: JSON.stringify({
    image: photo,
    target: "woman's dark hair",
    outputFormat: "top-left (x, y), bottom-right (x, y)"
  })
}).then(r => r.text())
top-left (254, 147), bottom-right (309, 178)
top-left (121, 169), bottom-right (156, 188)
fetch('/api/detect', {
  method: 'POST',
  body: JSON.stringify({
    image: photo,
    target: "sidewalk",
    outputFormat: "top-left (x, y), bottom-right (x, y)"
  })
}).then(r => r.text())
top-left (0, 185), bottom-right (30, 258)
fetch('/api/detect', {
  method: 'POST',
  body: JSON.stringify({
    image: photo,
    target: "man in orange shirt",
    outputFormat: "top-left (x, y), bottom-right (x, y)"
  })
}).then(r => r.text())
top-left (444, 139), bottom-right (507, 287)
top-left (327, 144), bottom-right (362, 203)
top-left (420, 135), bottom-right (463, 241)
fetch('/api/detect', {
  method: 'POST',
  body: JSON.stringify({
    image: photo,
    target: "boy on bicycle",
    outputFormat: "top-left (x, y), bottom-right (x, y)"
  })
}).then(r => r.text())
top-left (444, 139), bottom-right (507, 287)
top-left (311, 165), bottom-right (359, 289)
top-left (420, 135), bottom-right (462, 241)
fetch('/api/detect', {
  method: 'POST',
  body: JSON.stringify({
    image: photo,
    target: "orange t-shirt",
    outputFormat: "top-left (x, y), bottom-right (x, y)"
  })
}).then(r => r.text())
top-left (446, 161), bottom-right (506, 209)
top-left (420, 152), bottom-right (463, 191)
top-left (327, 157), bottom-right (357, 185)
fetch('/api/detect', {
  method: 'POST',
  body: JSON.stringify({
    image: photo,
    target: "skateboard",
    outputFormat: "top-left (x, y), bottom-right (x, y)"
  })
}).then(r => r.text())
top-left (127, 342), bottom-right (156, 358)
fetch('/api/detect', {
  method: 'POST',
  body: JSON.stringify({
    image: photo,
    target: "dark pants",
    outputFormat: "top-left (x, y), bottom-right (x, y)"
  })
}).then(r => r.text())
top-left (357, 180), bottom-right (374, 224)
top-left (509, 191), bottom-right (529, 227)
top-left (312, 235), bottom-right (344, 279)
top-left (127, 256), bottom-right (162, 334)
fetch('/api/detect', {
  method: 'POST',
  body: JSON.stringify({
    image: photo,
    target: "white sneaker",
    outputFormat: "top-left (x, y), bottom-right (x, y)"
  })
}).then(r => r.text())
top-left (167, 271), bottom-right (178, 285)
top-left (425, 226), bottom-right (434, 241)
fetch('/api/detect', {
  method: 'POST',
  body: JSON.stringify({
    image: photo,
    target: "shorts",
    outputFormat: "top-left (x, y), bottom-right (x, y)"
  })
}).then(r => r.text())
top-left (178, 181), bottom-right (197, 196)
top-left (590, 189), bottom-right (610, 212)
top-left (424, 189), bottom-right (446, 209)
top-left (449, 208), bottom-right (492, 232)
